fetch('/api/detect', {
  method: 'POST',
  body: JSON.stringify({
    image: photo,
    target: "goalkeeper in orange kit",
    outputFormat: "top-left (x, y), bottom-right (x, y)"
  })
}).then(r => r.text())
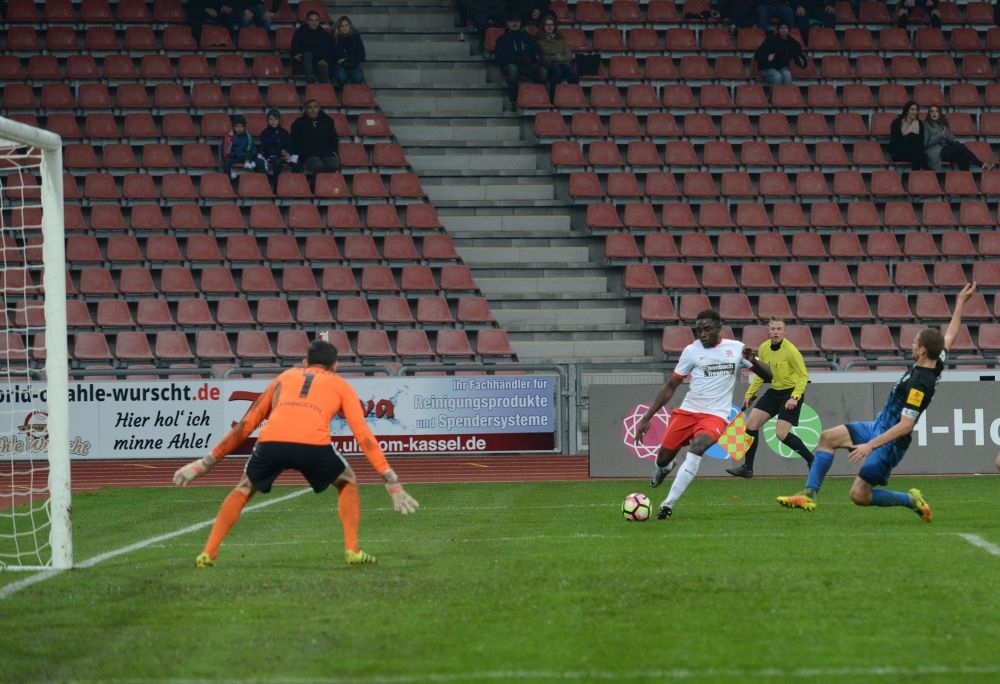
top-left (172, 339), bottom-right (418, 568)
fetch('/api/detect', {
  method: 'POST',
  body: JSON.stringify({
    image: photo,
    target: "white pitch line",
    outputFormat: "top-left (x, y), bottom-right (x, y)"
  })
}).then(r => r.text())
top-left (0, 488), bottom-right (312, 600)
top-left (956, 533), bottom-right (1000, 557)
top-left (66, 663), bottom-right (1000, 683)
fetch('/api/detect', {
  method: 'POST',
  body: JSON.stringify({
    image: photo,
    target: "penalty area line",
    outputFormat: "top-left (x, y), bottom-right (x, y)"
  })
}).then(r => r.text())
top-left (0, 488), bottom-right (312, 600)
top-left (956, 533), bottom-right (1000, 558)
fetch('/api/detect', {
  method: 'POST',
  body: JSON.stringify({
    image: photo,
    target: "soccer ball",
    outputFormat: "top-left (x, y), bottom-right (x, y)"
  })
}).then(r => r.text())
top-left (622, 492), bottom-right (651, 522)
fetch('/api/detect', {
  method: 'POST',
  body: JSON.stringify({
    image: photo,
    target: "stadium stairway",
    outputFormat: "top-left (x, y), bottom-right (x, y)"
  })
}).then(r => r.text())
top-left (356, 0), bottom-right (652, 363)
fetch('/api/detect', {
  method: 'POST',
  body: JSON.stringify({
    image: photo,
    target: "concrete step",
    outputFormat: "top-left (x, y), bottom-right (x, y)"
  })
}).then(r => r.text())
top-left (424, 176), bottom-right (556, 202)
top-left (407, 147), bottom-right (540, 173)
top-left (458, 245), bottom-right (591, 265)
top-left (438, 211), bottom-right (573, 235)
top-left (390, 118), bottom-right (521, 143)
top-left (475, 275), bottom-right (609, 296)
top-left (494, 306), bottom-right (628, 327)
top-left (376, 91), bottom-right (502, 117)
top-left (510, 338), bottom-right (651, 364)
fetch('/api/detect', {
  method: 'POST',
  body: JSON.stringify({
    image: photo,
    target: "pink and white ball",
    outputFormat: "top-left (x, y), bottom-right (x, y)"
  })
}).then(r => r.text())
top-left (622, 492), bottom-right (651, 522)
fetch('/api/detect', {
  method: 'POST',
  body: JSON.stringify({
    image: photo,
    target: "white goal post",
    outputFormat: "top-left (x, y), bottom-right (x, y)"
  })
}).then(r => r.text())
top-left (0, 115), bottom-right (71, 570)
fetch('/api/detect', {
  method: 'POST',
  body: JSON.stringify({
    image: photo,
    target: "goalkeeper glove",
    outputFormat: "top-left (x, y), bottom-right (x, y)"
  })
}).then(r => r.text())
top-left (382, 468), bottom-right (419, 515)
top-left (173, 454), bottom-right (218, 487)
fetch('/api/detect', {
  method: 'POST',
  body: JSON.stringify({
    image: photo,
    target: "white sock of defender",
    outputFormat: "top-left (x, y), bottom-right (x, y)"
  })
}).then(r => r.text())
top-left (663, 452), bottom-right (703, 508)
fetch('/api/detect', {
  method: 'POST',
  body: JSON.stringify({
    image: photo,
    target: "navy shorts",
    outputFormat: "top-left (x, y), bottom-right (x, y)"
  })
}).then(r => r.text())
top-left (750, 387), bottom-right (803, 425)
top-left (245, 441), bottom-right (348, 494)
top-left (847, 421), bottom-right (906, 487)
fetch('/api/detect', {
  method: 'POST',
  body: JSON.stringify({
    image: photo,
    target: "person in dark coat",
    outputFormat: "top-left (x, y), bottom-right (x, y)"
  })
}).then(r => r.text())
top-left (494, 14), bottom-right (547, 106)
top-left (888, 101), bottom-right (930, 170)
top-left (291, 100), bottom-right (340, 177)
top-left (259, 109), bottom-right (300, 189)
top-left (290, 10), bottom-right (333, 83)
top-left (753, 22), bottom-right (807, 85)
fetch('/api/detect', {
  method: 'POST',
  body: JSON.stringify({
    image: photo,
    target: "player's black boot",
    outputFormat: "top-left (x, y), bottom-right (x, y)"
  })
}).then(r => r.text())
top-left (725, 465), bottom-right (753, 478)
top-left (656, 504), bottom-right (673, 520)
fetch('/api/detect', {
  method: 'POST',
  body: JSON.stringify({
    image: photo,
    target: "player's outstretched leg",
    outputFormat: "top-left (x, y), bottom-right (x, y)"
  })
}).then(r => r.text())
top-left (650, 459), bottom-right (674, 488)
top-left (776, 491), bottom-right (816, 511)
top-left (908, 488), bottom-right (932, 522)
top-left (197, 488), bottom-right (251, 567)
top-left (335, 480), bottom-right (377, 564)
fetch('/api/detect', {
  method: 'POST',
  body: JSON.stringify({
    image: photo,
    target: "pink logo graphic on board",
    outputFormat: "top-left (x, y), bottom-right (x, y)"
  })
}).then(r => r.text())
top-left (620, 404), bottom-right (670, 461)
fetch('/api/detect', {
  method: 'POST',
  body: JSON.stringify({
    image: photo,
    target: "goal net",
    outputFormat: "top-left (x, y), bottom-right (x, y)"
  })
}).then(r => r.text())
top-left (0, 116), bottom-right (71, 570)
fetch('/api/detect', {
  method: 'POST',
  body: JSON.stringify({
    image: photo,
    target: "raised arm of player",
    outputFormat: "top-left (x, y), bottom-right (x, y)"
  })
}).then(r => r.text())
top-left (742, 346), bottom-right (773, 383)
top-left (338, 378), bottom-right (419, 515)
top-left (172, 380), bottom-right (277, 487)
top-left (943, 282), bottom-right (977, 352)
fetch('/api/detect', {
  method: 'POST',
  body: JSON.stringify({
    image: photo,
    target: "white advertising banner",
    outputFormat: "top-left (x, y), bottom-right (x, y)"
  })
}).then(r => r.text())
top-left (0, 375), bottom-right (558, 460)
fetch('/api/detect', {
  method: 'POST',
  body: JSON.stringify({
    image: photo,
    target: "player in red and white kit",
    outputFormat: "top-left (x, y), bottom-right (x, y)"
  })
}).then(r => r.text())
top-left (635, 310), bottom-right (772, 519)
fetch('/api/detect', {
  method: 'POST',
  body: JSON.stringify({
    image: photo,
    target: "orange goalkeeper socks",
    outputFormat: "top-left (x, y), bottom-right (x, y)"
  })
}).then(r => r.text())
top-left (337, 482), bottom-right (361, 553)
top-left (202, 489), bottom-right (251, 559)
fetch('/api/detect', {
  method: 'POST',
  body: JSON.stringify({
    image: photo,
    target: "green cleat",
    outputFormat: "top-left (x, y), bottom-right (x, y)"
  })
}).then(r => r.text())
top-left (776, 492), bottom-right (816, 511)
top-left (908, 488), bottom-right (932, 522)
top-left (346, 549), bottom-right (377, 565)
top-left (195, 552), bottom-right (214, 568)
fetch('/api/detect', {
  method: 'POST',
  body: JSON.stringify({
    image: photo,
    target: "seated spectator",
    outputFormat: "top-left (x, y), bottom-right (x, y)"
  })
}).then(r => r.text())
top-left (755, 0), bottom-right (795, 30)
top-left (494, 14), bottom-right (547, 107)
top-left (259, 109), bottom-right (300, 189)
top-left (291, 100), bottom-right (341, 178)
top-left (221, 115), bottom-right (264, 179)
top-left (513, 0), bottom-right (551, 28)
top-left (887, 101), bottom-right (930, 170)
top-left (896, 0), bottom-right (941, 28)
top-left (187, 0), bottom-right (241, 43)
top-left (465, 0), bottom-right (508, 43)
top-left (793, 0), bottom-right (836, 47)
top-left (291, 10), bottom-right (333, 84)
top-left (718, 0), bottom-right (756, 29)
top-left (924, 105), bottom-right (995, 172)
top-left (537, 16), bottom-right (577, 101)
top-left (331, 16), bottom-right (367, 87)
top-left (753, 22), bottom-right (806, 85)
top-left (240, 0), bottom-right (281, 31)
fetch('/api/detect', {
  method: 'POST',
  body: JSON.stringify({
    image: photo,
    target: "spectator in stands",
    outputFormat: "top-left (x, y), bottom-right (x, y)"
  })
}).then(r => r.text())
top-left (717, 0), bottom-right (756, 30)
top-left (895, 0), bottom-right (941, 28)
top-left (753, 22), bottom-right (807, 85)
top-left (793, 0), bottom-right (836, 47)
top-left (755, 0), bottom-right (795, 30)
top-left (537, 16), bottom-right (577, 101)
top-left (465, 0), bottom-right (509, 43)
top-left (331, 16), bottom-right (367, 87)
top-left (221, 115), bottom-right (264, 180)
top-left (187, 0), bottom-right (241, 43)
top-left (240, 0), bottom-right (281, 31)
top-left (494, 14), bottom-right (547, 107)
top-left (924, 105), bottom-right (996, 172)
top-left (259, 109), bottom-right (300, 190)
top-left (291, 100), bottom-right (341, 180)
top-left (888, 101), bottom-right (930, 170)
top-left (513, 0), bottom-right (551, 28)
top-left (291, 10), bottom-right (333, 84)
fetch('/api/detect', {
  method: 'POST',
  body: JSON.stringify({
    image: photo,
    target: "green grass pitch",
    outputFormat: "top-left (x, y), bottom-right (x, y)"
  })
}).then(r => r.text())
top-left (2, 476), bottom-right (1000, 683)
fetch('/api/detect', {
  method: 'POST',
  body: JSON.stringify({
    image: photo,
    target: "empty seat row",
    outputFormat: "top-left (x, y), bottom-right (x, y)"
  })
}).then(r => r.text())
top-left (50, 295), bottom-right (496, 331)
top-left (2, 0), bottom-right (327, 25)
top-left (64, 263), bottom-right (480, 299)
top-left (622, 260), bottom-right (1000, 295)
top-left (12, 201), bottom-right (444, 234)
top-left (567, 169), bottom-right (1000, 204)
top-left (70, 327), bottom-right (514, 367)
top-left (659, 322), bottom-right (996, 357)
top-left (56, 169), bottom-right (425, 206)
top-left (518, 81), bottom-right (1000, 116)
top-left (605, 229), bottom-right (1000, 262)
top-left (541, 0), bottom-right (995, 30)
top-left (64, 233), bottom-right (460, 266)
top-left (1, 24), bottom-right (305, 56)
top-left (0, 84), bottom-right (384, 121)
top-left (640, 292), bottom-right (1000, 326)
